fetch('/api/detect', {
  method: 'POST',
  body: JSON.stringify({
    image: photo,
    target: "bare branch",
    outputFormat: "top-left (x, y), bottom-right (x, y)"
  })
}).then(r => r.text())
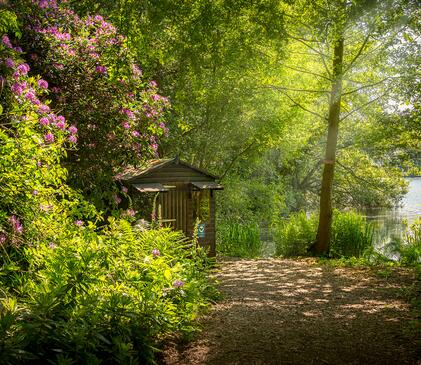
top-left (269, 85), bottom-right (330, 94)
top-left (281, 64), bottom-right (332, 81)
top-left (340, 90), bottom-right (390, 121)
top-left (342, 77), bottom-right (389, 96)
top-left (269, 87), bottom-right (327, 120)
top-left (344, 33), bottom-right (371, 74)
top-left (286, 33), bottom-right (329, 59)
top-left (220, 141), bottom-right (259, 181)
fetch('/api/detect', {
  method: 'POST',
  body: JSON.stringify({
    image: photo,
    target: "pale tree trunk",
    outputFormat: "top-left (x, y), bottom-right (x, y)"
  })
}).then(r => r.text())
top-left (312, 35), bottom-right (344, 255)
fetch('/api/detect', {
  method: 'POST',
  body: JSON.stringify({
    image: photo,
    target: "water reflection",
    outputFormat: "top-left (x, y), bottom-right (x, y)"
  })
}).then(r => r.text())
top-left (364, 177), bottom-right (421, 246)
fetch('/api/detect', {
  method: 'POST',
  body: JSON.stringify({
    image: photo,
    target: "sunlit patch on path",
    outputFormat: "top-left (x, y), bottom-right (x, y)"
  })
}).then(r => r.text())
top-left (161, 258), bottom-right (419, 365)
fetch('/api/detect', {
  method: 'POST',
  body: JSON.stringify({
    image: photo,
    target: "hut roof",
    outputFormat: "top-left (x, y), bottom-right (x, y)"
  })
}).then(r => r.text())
top-left (115, 157), bottom-right (219, 182)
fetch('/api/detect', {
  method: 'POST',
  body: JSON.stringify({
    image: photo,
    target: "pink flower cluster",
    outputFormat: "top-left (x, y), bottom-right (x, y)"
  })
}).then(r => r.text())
top-left (1, 36), bottom-right (79, 148)
top-left (9, 215), bottom-right (23, 234)
top-left (20, 0), bottom-right (171, 163)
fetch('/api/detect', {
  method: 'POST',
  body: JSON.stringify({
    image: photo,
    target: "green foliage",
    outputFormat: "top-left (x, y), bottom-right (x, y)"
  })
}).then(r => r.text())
top-left (11, 0), bottom-right (169, 210)
top-left (0, 220), bottom-right (215, 364)
top-left (0, 6), bottom-right (215, 364)
top-left (382, 218), bottom-right (421, 266)
top-left (273, 210), bottom-right (375, 258)
top-left (330, 210), bottom-right (375, 258)
top-left (400, 219), bottom-right (421, 265)
top-left (272, 211), bottom-right (318, 257)
top-left (217, 221), bottom-right (261, 258)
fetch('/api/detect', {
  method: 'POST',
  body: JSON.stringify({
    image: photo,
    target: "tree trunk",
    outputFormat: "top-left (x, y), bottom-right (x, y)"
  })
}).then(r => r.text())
top-left (312, 36), bottom-right (344, 255)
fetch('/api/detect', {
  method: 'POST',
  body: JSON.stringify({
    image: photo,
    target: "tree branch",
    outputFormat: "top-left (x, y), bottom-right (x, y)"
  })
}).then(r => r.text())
top-left (340, 90), bottom-right (389, 121)
top-left (269, 85), bottom-right (330, 94)
top-left (219, 140), bottom-right (258, 181)
top-left (299, 159), bottom-right (323, 188)
top-left (342, 77), bottom-right (390, 96)
top-left (269, 87), bottom-right (327, 120)
top-left (344, 33), bottom-right (371, 74)
top-left (286, 33), bottom-right (329, 58)
top-left (336, 160), bottom-right (385, 192)
top-left (281, 64), bottom-right (331, 81)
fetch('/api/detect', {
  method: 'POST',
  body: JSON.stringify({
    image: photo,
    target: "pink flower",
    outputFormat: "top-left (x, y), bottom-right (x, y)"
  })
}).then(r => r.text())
top-left (132, 64), bottom-right (142, 77)
top-left (113, 194), bottom-right (122, 205)
top-left (74, 220), bottom-right (83, 227)
top-left (17, 63), bottom-right (30, 75)
top-left (9, 215), bottom-right (23, 234)
top-left (121, 108), bottom-right (134, 119)
top-left (95, 65), bottom-right (107, 74)
top-left (151, 143), bottom-right (158, 151)
top-left (14, 46), bottom-right (23, 53)
top-left (5, 58), bottom-right (14, 68)
top-left (25, 91), bottom-right (37, 102)
top-left (122, 121), bottom-right (130, 129)
top-left (151, 94), bottom-right (160, 101)
top-left (68, 125), bottom-right (78, 134)
top-left (131, 130), bottom-right (140, 137)
top-left (122, 186), bottom-right (128, 193)
top-left (38, 0), bottom-right (49, 9)
top-left (48, 114), bottom-right (57, 123)
top-left (68, 135), bottom-right (77, 144)
top-left (37, 79), bottom-right (48, 89)
top-left (89, 52), bottom-right (99, 59)
top-left (0, 233), bottom-right (7, 245)
top-left (1, 35), bottom-right (12, 48)
top-left (38, 104), bottom-right (50, 114)
top-left (11, 83), bottom-right (23, 96)
top-left (126, 209), bottom-right (136, 217)
top-left (44, 132), bottom-right (54, 143)
top-left (152, 248), bottom-right (160, 257)
top-left (173, 280), bottom-right (184, 288)
top-left (149, 80), bottom-right (157, 88)
top-left (56, 120), bottom-right (66, 130)
top-left (53, 63), bottom-right (64, 70)
top-left (39, 117), bottom-right (49, 126)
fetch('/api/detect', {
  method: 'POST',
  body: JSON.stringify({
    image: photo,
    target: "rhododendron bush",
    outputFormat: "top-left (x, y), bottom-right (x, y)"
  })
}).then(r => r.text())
top-left (13, 0), bottom-right (170, 207)
top-left (0, 4), bottom-right (215, 364)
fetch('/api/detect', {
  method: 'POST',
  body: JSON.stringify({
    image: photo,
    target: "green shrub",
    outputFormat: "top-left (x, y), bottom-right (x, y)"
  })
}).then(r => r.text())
top-left (0, 220), bottom-right (215, 364)
top-left (330, 210), bottom-right (374, 258)
top-left (217, 221), bottom-right (261, 258)
top-left (272, 210), bottom-right (374, 258)
top-left (272, 211), bottom-right (318, 257)
top-left (392, 218), bottom-right (421, 266)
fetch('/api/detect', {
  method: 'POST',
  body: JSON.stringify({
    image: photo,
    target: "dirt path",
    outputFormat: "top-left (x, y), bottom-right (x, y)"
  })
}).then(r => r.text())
top-left (161, 258), bottom-right (420, 365)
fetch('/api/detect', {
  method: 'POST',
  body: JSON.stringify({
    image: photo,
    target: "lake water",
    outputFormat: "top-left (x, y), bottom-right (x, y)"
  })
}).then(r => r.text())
top-left (260, 177), bottom-right (421, 257)
top-left (364, 177), bottom-right (421, 246)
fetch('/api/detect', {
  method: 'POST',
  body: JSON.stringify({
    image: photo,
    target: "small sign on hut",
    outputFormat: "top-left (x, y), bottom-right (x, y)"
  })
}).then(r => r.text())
top-left (117, 157), bottom-right (223, 256)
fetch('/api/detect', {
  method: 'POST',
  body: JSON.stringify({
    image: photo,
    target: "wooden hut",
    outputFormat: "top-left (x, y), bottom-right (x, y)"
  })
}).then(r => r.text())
top-left (117, 157), bottom-right (223, 256)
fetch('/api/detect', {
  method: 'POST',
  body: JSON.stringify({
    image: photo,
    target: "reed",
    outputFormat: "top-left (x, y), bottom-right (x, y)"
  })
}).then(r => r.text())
top-left (217, 221), bottom-right (262, 258)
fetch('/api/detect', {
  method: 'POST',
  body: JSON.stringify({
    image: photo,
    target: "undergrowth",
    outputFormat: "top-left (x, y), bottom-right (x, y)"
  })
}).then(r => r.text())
top-left (217, 221), bottom-right (261, 258)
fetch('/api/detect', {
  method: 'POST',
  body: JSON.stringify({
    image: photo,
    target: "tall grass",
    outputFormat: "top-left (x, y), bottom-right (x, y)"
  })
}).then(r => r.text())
top-left (330, 210), bottom-right (375, 258)
top-left (400, 219), bottom-right (421, 265)
top-left (272, 210), bottom-right (374, 258)
top-left (272, 211), bottom-right (318, 257)
top-left (217, 221), bottom-right (262, 258)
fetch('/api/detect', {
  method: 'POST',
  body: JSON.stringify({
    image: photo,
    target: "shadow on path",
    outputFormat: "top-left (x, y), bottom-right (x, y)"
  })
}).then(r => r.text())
top-left (161, 258), bottom-right (419, 365)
